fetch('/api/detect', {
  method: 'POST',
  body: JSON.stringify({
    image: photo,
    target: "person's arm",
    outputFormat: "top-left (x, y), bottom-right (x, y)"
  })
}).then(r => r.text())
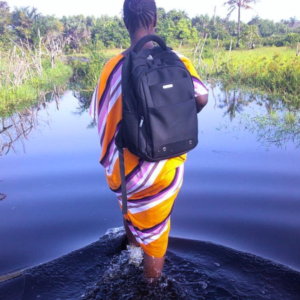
top-left (174, 52), bottom-right (209, 113)
top-left (193, 77), bottom-right (209, 113)
top-left (196, 94), bottom-right (208, 113)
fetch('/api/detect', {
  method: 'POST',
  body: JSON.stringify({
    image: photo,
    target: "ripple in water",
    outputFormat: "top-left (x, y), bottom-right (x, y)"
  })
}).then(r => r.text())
top-left (0, 227), bottom-right (299, 300)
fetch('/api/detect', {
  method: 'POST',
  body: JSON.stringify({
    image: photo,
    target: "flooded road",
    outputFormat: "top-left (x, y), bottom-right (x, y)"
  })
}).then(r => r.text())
top-left (0, 86), bottom-right (300, 281)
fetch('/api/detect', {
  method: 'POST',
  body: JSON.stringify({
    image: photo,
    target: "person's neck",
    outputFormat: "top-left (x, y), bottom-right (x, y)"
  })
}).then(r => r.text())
top-left (122, 29), bottom-right (155, 55)
top-left (130, 31), bottom-right (154, 48)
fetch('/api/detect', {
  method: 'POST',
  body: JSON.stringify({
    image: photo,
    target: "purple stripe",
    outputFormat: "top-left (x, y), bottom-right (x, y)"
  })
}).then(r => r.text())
top-left (100, 123), bottom-right (106, 146)
top-left (100, 123), bottom-right (122, 166)
top-left (127, 167), bottom-right (180, 204)
top-left (140, 195), bottom-right (177, 234)
top-left (127, 161), bottom-right (144, 183)
top-left (98, 58), bottom-right (125, 115)
top-left (99, 79), bottom-right (122, 143)
top-left (107, 147), bottom-right (118, 168)
top-left (192, 76), bottom-right (208, 91)
top-left (110, 66), bottom-right (122, 90)
top-left (126, 199), bottom-right (173, 235)
top-left (128, 162), bottom-right (159, 195)
top-left (126, 162), bottom-right (152, 191)
top-left (113, 160), bottom-right (146, 194)
top-left (100, 137), bottom-right (115, 166)
top-left (140, 218), bottom-right (169, 235)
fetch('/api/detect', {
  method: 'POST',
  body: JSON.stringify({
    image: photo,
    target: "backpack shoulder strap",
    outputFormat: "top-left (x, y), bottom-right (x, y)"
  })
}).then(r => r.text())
top-left (132, 34), bottom-right (168, 53)
top-left (118, 147), bottom-right (128, 215)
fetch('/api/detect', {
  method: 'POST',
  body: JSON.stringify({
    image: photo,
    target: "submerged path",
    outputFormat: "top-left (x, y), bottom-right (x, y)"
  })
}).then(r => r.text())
top-left (1, 228), bottom-right (299, 300)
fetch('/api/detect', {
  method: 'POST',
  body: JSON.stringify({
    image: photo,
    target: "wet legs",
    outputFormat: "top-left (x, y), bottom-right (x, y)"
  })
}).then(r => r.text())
top-left (123, 218), bottom-right (165, 282)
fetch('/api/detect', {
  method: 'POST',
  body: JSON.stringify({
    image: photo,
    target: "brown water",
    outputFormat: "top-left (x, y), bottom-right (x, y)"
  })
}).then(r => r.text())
top-left (0, 86), bottom-right (300, 287)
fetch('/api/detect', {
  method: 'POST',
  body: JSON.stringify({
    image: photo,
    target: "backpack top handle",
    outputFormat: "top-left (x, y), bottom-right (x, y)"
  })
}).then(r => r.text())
top-left (132, 34), bottom-right (168, 54)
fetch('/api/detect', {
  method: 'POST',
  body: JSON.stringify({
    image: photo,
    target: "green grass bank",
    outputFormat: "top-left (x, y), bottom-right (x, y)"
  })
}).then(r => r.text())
top-left (195, 47), bottom-right (300, 105)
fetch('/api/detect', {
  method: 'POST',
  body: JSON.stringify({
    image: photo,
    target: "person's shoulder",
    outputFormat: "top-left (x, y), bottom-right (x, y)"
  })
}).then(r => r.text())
top-left (172, 50), bottom-right (191, 64)
top-left (101, 53), bottom-right (124, 77)
top-left (172, 50), bottom-right (199, 77)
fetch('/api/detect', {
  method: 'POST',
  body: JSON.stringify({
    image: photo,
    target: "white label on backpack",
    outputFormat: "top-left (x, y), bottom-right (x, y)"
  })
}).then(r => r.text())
top-left (163, 84), bottom-right (173, 89)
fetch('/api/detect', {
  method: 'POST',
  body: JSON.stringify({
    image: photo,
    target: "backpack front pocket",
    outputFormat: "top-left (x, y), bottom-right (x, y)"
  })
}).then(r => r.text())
top-left (148, 99), bottom-right (198, 159)
top-left (149, 77), bottom-right (194, 108)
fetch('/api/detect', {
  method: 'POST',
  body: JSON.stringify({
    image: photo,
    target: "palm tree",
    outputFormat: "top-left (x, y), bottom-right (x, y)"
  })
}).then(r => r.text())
top-left (224, 0), bottom-right (258, 47)
top-left (11, 6), bottom-right (41, 42)
top-left (289, 17), bottom-right (298, 28)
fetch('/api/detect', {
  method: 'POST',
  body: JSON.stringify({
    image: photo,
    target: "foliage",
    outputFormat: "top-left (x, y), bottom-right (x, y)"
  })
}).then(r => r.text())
top-left (0, 43), bottom-right (72, 117)
top-left (1, 1), bottom-right (299, 53)
top-left (224, 0), bottom-right (259, 47)
top-left (197, 46), bottom-right (300, 104)
top-left (70, 46), bottom-right (106, 92)
top-left (1, 1), bottom-right (300, 114)
top-left (240, 110), bottom-right (300, 149)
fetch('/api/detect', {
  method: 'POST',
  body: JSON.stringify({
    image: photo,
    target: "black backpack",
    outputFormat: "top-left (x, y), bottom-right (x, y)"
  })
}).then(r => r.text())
top-left (116, 35), bottom-right (198, 214)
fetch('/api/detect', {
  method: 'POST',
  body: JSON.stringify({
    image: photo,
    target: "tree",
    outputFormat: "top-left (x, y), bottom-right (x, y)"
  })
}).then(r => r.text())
top-left (61, 15), bottom-right (91, 52)
top-left (248, 15), bottom-right (260, 26)
top-left (192, 14), bottom-right (211, 35)
top-left (224, 0), bottom-right (258, 47)
top-left (257, 19), bottom-right (276, 37)
top-left (241, 24), bottom-right (259, 46)
top-left (11, 6), bottom-right (41, 42)
top-left (166, 10), bottom-right (189, 25)
top-left (0, 1), bottom-right (10, 37)
top-left (289, 17), bottom-right (298, 28)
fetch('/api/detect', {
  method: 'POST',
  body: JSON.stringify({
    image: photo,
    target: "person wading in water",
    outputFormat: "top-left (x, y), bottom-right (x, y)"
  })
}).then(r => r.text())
top-left (89, 0), bottom-right (208, 282)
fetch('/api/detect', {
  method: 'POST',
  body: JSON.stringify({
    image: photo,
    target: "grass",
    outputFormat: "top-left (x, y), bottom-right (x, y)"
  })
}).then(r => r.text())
top-left (0, 61), bottom-right (72, 118)
top-left (197, 46), bottom-right (300, 106)
top-left (68, 44), bottom-right (300, 109)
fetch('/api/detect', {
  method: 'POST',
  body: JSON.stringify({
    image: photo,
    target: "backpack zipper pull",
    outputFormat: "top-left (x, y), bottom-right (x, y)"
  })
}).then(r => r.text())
top-left (139, 116), bottom-right (144, 128)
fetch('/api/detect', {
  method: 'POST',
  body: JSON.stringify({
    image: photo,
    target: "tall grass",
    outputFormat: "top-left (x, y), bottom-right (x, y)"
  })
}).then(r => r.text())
top-left (0, 43), bottom-right (72, 118)
top-left (69, 41), bottom-right (300, 107)
top-left (70, 46), bottom-right (107, 112)
top-left (195, 46), bottom-right (300, 105)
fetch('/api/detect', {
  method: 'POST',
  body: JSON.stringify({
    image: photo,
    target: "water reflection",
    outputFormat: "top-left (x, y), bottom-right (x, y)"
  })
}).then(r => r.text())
top-left (72, 84), bottom-right (300, 150)
top-left (1, 85), bottom-right (300, 279)
top-left (211, 86), bottom-right (254, 120)
top-left (0, 88), bottom-right (64, 156)
top-left (72, 90), bottom-right (92, 115)
top-left (239, 111), bottom-right (300, 149)
top-left (214, 84), bottom-right (300, 149)
top-left (72, 90), bottom-right (96, 129)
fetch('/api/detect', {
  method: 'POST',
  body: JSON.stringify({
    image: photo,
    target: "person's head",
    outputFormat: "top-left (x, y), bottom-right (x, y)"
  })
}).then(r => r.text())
top-left (123, 0), bottom-right (157, 38)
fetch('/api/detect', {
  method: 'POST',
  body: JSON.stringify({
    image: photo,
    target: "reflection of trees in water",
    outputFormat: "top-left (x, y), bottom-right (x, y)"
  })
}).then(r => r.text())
top-left (0, 193), bottom-right (7, 201)
top-left (212, 84), bottom-right (264, 120)
top-left (0, 88), bottom-right (63, 156)
top-left (214, 84), bottom-right (300, 149)
top-left (241, 111), bottom-right (300, 149)
top-left (73, 90), bottom-right (97, 129)
top-left (0, 104), bottom-right (49, 155)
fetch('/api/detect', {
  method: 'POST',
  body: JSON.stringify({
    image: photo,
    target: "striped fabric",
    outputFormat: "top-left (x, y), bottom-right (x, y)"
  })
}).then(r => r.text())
top-left (90, 52), bottom-right (208, 258)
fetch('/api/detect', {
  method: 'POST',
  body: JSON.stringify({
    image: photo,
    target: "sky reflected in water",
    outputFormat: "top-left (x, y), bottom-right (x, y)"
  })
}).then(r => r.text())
top-left (0, 87), bottom-right (299, 276)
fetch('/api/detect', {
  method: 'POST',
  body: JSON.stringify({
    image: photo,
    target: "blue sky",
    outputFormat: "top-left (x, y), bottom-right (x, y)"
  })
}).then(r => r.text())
top-left (6, 0), bottom-right (300, 22)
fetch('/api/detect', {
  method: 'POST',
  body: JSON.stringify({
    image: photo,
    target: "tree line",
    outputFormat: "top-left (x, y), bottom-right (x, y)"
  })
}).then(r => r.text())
top-left (0, 1), bottom-right (299, 53)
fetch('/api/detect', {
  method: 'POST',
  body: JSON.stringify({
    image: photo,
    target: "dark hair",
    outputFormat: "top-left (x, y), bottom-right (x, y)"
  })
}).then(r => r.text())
top-left (123, 0), bottom-right (157, 34)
